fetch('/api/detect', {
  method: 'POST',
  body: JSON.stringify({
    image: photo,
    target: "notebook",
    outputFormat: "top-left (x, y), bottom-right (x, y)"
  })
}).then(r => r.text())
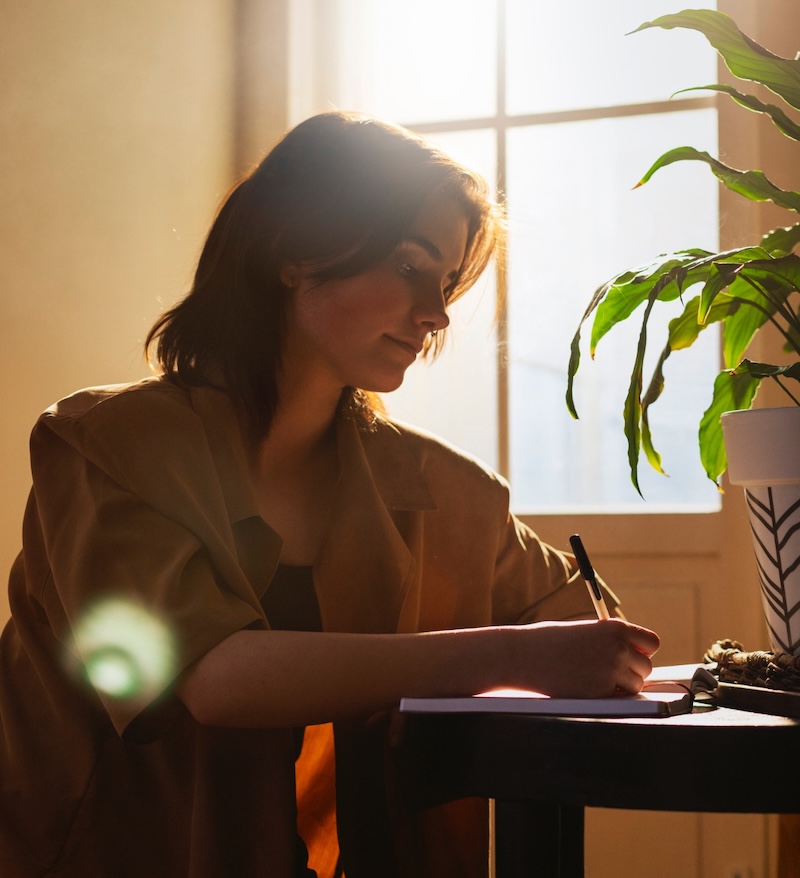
top-left (399, 665), bottom-right (714, 719)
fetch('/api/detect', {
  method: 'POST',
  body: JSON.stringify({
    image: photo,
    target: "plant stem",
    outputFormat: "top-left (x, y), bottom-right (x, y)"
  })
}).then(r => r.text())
top-left (731, 296), bottom-right (800, 354)
top-left (740, 276), bottom-right (798, 331)
top-left (771, 375), bottom-right (800, 405)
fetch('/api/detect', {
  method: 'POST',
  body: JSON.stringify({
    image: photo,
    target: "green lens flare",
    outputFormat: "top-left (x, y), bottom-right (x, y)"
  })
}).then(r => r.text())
top-left (71, 600), bottom-right (176, 700)
top-left (83, 645), bottom-right (142, 697)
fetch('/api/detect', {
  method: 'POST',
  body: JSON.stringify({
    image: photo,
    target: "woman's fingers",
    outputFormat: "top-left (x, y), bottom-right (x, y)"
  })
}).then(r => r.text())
top-left (624, 621), bottom-right (661, 657)
top-left (623, 621), bottom-right (660, 692)
top-left (513, 618), bottom-right (661, 698)
top-left (604, 619), bottom-right (658, 692)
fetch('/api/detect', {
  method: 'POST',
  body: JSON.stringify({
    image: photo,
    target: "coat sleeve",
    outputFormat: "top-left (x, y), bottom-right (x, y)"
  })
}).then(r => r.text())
top-left (25, 419), bottom-right (264, 739)
top-left (490, 496), bottom-right (620, 626)
top-left (387, 422), bottom-right (621, 629)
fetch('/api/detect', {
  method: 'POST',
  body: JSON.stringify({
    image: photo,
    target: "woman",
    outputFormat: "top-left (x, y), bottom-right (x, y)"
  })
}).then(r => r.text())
top-left (0, 111), bottom-right (658, 877)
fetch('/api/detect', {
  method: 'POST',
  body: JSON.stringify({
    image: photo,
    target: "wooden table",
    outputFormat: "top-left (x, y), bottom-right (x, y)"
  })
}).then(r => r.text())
top-left (402, 704), bottom-right (800, 877)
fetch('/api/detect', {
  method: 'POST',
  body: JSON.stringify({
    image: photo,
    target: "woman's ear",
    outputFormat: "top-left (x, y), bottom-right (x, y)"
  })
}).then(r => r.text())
top-left (279, 264), bottom-right (301, 289)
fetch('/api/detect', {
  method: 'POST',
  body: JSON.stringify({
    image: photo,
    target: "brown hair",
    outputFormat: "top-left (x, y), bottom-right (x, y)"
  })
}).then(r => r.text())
top-left (146, 111), bottom-right (503, 434)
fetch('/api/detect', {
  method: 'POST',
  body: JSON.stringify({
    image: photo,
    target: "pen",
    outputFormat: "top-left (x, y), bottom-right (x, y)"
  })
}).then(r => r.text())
top-left (569, 534), bottom-right (610, 621)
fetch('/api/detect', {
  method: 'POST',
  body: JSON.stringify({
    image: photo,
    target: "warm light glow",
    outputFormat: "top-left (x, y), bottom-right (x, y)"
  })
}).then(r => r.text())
top-left (69, 599), bottom-right (176, 700)
top-left (336, 0), bottom-right (496, 125)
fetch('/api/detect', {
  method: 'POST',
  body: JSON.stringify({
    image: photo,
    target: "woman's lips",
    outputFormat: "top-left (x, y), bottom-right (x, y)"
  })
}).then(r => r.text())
top-left (386, 336), bottom-right (422, 359)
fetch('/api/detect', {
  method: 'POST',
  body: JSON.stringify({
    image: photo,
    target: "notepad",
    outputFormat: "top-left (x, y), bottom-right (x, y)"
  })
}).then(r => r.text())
top-left (399, 681), bottom-right (694, 718)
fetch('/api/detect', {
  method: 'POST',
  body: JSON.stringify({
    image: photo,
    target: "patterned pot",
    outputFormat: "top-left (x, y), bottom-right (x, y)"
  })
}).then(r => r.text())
top-left (721, 406), bottom-right (800, 655)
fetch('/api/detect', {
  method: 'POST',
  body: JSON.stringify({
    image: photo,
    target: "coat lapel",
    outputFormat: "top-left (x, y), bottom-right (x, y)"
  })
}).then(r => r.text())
top-left (189, 385), bottom-right (281, 605)
top-left (190, 387), bottom-right (438, 633)
top-left (314, 416), bottom-right (435, 634)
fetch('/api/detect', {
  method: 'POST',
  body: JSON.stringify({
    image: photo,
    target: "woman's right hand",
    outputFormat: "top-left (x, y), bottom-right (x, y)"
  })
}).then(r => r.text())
top-left (502, 618), bottom-right (660, 699)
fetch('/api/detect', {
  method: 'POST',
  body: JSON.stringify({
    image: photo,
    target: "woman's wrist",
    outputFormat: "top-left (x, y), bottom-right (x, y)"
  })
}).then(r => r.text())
top-left (458, 624), bottom-right (524, 695)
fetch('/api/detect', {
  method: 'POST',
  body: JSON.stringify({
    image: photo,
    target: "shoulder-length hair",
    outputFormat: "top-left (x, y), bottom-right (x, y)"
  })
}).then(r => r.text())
top-left (146, 111), bottom-right (504, 435)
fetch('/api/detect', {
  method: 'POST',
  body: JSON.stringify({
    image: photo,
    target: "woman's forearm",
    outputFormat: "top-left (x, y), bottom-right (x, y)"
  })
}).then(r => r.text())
top-left (178, 626), bottom-right (509, 728)
top-left (177, 619), bottom-right (659, 729)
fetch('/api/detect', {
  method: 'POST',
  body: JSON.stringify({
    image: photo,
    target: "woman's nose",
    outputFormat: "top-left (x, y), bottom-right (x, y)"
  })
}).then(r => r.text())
top-left (412, 283), bottom-right (450, 334)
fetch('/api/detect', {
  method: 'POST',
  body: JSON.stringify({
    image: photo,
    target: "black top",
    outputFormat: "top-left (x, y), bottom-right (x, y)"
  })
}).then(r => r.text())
top-left (262, 564), bottom-right (322, 633)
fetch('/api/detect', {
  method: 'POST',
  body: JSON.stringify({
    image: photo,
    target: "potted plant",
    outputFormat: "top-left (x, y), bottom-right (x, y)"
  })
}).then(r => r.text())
top-left (565, 8), bottom-right (800, 653)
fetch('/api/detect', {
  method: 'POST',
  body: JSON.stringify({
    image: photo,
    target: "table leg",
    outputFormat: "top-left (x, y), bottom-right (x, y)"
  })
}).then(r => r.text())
top-left (494, 800), bottom-right (584, 877)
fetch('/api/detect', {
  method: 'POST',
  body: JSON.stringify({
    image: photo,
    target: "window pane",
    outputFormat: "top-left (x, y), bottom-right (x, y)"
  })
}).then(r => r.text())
top-left (382, 129), bottom-right (499, 469)
top-left (294, 3), bottom-right (723, 514)
top-left (506, 109), bottom-right (720, 512)
top-left (328, 0), bottom-right (496, 123)
top-left (506, 0), bottom-right (718, 115)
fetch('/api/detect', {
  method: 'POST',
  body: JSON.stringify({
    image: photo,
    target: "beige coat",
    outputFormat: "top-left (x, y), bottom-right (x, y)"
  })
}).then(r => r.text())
top-left (0, 377), bottom-right (616, 877)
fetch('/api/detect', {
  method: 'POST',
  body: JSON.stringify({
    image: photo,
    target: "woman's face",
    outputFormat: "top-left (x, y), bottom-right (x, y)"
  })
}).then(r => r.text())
top-left (283, 191), bottom-right (469, 395)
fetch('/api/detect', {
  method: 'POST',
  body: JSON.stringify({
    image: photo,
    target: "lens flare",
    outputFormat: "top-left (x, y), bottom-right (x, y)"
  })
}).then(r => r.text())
top-left (70, 599), bottom-right (176, 700)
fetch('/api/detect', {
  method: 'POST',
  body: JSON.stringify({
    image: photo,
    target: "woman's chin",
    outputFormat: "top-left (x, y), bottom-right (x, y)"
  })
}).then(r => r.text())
top-left (360, 370), bottom-right (408, 395)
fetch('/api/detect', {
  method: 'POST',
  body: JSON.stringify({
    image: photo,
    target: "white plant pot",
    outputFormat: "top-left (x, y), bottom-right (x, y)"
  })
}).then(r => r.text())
top-left (721, 406), bottom-right (800, 655)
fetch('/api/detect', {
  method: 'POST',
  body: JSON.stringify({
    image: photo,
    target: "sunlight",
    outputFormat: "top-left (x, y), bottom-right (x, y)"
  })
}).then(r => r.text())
top-left (336, 0), bottom-right (495, 124)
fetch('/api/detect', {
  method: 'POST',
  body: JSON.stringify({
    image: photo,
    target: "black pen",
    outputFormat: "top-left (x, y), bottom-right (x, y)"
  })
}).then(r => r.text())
top-left (569, 534), bottom-right (610, 620)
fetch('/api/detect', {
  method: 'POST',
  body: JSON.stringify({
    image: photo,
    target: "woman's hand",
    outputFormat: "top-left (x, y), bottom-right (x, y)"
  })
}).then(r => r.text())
top-left (503, 618), bottom-right (660, 698)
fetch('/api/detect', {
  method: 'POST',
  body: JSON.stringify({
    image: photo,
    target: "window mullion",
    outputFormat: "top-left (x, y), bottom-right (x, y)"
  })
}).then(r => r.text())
top-left (496, 0), bottom-right (510, 478)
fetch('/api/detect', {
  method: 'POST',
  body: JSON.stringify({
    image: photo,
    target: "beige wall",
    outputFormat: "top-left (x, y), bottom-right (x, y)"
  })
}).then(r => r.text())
top-left (0, 0), bottom-right (289, 624)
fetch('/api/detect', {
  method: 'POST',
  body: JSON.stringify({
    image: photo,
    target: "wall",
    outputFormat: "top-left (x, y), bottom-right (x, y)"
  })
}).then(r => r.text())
top-left (0, 0), bottom-right (246, 624)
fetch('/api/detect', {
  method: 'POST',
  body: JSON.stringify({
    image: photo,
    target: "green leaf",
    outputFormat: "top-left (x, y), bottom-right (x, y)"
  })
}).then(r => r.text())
top-left (640, 412), bottom-right (664, 477)
top-left (733, 255), bottom-right (800, 356)
top-left (640, 345), bottom-right (670, 477)
top-left (624, 370), bottom-right (643, 495)
top-left (662, 295), bottom-right (707, 352)
top-left (620, 262), bottom-right (713, 492)
top-left (699, 370), bottom-right (761, 485)
top-left (761, 223), bottom-right (800, 256)
top-left (674, 84), bottom-right (800, 142)
top-left (622, 302), bottom-right (653, 496)
top-left (720, 276), bottom-right (772, 367)
top-left (589, 251), bottom-right (712, 352)
top-left (731, 359), bottom-right (800, 381)
top-left (692, 249), bottom-right (782, 326)
top-left (637, 147), bottom-right (800, 214)
top-left (565, 252), bottom-right (705, 422)
top-left (715, 247), bottom-right (775, 264)
top-left (733, 360), bottom-right (800, 405)
top-left (697, 262), bottom-right (740, 322)
top-left (565, 329), bottom-right (582, 419)
top-left (783, 363), bottom-right (800, 383)
top-left (639, 293), bottom-right (736, 474)
top-left (670, 292), bottom-right (736, 351)
top-left (711, 255), bottom-right (800, 365)
top-left (739, 252), bottom-right (800, 291)
top-left (632, 9), bottom-right (800, 111)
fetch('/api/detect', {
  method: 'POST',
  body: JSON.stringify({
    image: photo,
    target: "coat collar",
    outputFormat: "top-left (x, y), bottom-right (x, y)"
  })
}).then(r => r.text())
top-left (188, 386), bottom-right (435, 632)
top-left (189, 384), bottom-right (437, 521)
top-left (187, 384), bottom-right (261, 524)
top-left (338, 415), bottom-right (436, 512)
top-left (311, 415), bottom-right (433, 633)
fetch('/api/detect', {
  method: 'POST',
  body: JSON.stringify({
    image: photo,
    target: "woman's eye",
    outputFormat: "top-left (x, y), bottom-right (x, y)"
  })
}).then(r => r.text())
top-left (397, 261), bottom-right (417, 277)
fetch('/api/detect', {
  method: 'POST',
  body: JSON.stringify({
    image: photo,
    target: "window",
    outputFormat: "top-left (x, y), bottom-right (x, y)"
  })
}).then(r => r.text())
top-left (290, 0), bottom-right (721, 513)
